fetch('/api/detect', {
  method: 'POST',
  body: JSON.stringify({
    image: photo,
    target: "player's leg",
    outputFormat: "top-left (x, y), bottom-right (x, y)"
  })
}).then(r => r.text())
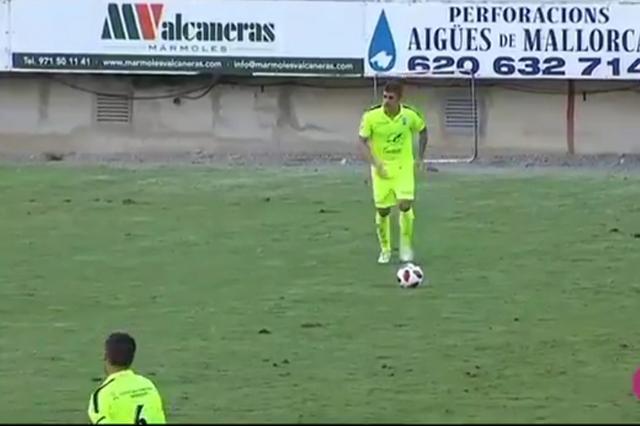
top-left (376, 207), bottom-right (392, 263)
top-left (397, 200), bottom-right (415, 262)
top-left (395, 165), bottom-right (416, 262)
top-left (371, 169), bottom-right (395, 264)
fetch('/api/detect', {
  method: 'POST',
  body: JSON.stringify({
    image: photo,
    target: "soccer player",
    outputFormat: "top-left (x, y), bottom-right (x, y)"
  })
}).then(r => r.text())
top-left (358, 80), bottom-right (428, 264)
top-left (88, 332), bottom-right (166, 424)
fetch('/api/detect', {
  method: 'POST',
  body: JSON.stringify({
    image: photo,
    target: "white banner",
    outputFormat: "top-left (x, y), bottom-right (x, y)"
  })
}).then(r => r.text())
top-left (9, 0), bottom-right (364, 75)
top-left (365, 2), bottom-right (640, 79)
top-left (0, 0), bottom-right (9, 70)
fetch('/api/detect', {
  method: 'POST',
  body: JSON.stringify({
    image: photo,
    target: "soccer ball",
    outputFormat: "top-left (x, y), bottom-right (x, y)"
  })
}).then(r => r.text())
top-left (396, 263), bottom-right (424, 288)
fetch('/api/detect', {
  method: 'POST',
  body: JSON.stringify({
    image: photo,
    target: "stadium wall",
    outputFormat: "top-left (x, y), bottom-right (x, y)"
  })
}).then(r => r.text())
top-left (0, 75), bottom-right (639, 158)
top-left (2, 0), bottom-right (640, 158)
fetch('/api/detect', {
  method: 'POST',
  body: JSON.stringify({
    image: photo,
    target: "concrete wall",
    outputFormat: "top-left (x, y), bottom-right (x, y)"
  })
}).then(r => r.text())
top-left (0, 74), bottom-right (638, 158)
top-left (574, 82), bottom-right (640, 155)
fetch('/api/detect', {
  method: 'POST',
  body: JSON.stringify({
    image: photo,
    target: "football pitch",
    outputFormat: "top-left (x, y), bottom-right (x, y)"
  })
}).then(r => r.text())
top-left (0, 164), bottom-right (639, 423)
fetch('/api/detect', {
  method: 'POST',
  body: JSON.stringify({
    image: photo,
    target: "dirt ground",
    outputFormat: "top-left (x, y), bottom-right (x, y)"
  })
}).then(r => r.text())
top-left (1, 150), bottom-right (640, 176)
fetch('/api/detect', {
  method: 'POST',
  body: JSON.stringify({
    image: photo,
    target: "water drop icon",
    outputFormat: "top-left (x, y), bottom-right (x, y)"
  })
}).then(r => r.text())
top-left (368, 10), bottom-right (396, 72)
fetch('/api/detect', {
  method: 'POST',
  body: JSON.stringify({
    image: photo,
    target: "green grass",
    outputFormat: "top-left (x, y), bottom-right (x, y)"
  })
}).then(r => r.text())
top-left (0, 164), bottom-right (639, 423)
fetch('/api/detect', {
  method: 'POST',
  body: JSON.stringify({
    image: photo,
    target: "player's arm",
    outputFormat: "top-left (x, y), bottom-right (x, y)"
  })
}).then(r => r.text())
top-left (418, 127), bottom-right (428, 162)
top-left (88, 387), bottom-right (114, 424)
top-left (358, 113), bottom-right (387, 177)
top-left (412, 110), bottom-right (428, 163)
top-left (153, 392), bottom-right (168, 424)
top-left (358, 135), bottom-right (377, 167)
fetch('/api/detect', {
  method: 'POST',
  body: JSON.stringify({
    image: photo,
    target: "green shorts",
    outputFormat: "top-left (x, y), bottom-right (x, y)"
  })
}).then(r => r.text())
top-left (371, 162), bottom-right (415, 209)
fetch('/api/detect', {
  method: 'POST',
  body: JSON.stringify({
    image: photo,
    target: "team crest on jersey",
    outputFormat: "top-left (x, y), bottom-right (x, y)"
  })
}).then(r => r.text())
top-left (387, 133), bottom-right (403, 145)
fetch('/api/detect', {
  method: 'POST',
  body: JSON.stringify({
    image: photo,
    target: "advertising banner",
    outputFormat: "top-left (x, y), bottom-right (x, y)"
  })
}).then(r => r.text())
top-left (365, 2), bottom-right (640, 79)
top-left (0, 0), bottom-right (9, 70)
top-left (9, 0), bottom-right (364, 75)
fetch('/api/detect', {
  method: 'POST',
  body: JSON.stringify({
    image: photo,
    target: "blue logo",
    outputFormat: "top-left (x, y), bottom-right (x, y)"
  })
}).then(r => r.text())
top-left (368, 9), bottom-right (396, 72)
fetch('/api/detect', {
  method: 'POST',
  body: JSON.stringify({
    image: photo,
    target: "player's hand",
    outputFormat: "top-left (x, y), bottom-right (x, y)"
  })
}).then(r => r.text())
top-left (375, 162), bottom-right (388, 179)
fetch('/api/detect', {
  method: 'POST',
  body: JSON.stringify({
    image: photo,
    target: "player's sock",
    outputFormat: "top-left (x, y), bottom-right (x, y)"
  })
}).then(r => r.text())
top-left (376, 212), bottom-right (391, 254)
top-left (399, 208), bottom-right (415, 252)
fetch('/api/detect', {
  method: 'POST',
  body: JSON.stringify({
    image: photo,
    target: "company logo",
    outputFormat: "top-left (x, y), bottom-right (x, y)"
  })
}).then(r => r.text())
top-left (387, 132), bottom-right (403, 145)
top-left (101, 3), bottom-right (276, 44)
top-left (102, 3), bottom-right (163, 40)
top-left (368, 9), bottom-right (396, 72)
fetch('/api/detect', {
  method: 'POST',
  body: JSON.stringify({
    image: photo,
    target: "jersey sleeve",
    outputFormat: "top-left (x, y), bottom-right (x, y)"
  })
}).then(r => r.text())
top-left (88, 388), bottom-right (114, 424)
top-left (410, 109), bottom-right (426, 133)
top-left (150, 390), bottom-right (167, 424)
top-left (358, 112), bottom-right (372, 139)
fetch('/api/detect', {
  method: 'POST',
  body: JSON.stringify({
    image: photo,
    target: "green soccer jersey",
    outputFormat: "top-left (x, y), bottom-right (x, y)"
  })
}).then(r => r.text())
top-left (88, 369), bottom-right (166, 424)
top-left (359, 104), bottom-right (426, 166)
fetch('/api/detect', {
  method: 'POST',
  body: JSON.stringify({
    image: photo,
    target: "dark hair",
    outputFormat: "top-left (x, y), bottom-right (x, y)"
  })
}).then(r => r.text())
top-left (383, 80), bottom-right (404, 97)
top-left (105, 332), bottom-right (136, 368)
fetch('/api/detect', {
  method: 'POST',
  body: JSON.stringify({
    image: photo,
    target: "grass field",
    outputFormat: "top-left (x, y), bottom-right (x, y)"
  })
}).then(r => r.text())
top-left (0, 164), bottom-right (639, 423)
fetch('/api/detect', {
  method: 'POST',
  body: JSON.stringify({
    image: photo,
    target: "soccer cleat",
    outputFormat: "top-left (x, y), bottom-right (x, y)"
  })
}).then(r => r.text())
top-left (399, 246), bottom-right (414, 263)
top-left (378, 250), bottom-right (391, 264)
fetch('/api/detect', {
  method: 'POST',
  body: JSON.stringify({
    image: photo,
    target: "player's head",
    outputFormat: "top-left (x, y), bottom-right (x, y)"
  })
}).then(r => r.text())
top-left (382, 80), bottom-right (403, 109)
top-left (104, 332), bottom-right (136, 373)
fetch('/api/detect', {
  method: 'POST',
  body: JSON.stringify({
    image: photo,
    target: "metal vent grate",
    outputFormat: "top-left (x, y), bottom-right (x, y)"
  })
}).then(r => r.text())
top-left (94, 94), bottom-right (132, 124)
top-left (444, 96), bottom-right (478, 134)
